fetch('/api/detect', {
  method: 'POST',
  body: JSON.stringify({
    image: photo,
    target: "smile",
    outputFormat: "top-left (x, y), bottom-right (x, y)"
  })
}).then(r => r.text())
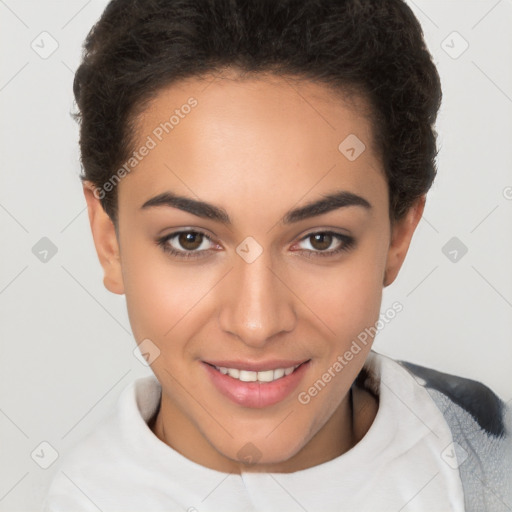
top-left (203, 360), bottom-right (311, 408)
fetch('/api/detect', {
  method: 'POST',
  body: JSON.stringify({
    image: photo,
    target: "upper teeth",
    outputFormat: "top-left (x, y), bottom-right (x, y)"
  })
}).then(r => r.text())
top-left (216, 365), bottom-right (300, 382)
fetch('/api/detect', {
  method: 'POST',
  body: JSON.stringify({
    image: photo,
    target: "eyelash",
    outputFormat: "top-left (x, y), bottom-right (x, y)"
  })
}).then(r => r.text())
top-left (155, 230), bottom-right (355, 260)
top-left (294, 231), bottom-right (355, 258)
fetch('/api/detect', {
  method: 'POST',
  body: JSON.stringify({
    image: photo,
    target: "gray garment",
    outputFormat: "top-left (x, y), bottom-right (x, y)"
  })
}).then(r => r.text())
top-left (400, 361), bottom-right (512, 512)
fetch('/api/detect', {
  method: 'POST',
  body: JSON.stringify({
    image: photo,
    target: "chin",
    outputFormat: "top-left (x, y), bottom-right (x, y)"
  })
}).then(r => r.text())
top-left (220, 431), bottom-right (311, 469)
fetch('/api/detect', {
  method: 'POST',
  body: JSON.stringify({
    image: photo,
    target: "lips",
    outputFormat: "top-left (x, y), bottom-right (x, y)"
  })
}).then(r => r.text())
top-left (203, 359), bottom-right (310, 408)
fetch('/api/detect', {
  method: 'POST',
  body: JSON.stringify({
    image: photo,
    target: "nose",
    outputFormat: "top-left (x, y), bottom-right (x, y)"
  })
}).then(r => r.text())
top-left (218, 251), bottom-right (297, 348)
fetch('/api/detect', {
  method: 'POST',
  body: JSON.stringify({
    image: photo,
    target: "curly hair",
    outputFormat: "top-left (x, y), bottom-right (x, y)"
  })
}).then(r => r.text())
top-left (73, 0), bottom-right (442, 224)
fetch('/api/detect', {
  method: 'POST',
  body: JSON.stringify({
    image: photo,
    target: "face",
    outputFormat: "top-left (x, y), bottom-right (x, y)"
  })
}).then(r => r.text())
top-left (84, 70), bottom-right (424, 473)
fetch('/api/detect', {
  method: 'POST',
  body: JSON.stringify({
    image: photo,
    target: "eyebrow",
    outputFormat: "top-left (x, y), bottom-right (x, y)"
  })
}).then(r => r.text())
top-left (140, 189), bottom-right (371, 225)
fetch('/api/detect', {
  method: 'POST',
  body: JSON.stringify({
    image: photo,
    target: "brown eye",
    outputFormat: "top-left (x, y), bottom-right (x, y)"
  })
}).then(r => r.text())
top-left (178, 232), bottom-right (204, 250)
top-left (157, 230), bottom-right (215, 258)
top-left (292, 231), bottom-right (355, 258)
top-left (309, 233), bottom-right (333, 251)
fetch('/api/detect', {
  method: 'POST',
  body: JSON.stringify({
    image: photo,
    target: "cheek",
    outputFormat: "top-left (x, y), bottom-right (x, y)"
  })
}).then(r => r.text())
top-left (121, 243), bottom-right (209, 342)
top-left (291, 240), bottom-right (388, 342)
top-left (292, 247), bottom-right (387, 435)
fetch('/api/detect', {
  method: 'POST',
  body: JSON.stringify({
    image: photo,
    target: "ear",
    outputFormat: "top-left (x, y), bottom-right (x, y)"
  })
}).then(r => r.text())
top-left (82, 181), bottom-right (125, 295)
top-left (383, 196), bottom-right (425, 287)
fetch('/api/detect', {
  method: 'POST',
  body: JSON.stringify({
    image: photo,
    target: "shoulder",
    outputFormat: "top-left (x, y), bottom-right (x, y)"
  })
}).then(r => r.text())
top-left (398, 360), bottom-right (507, 437)
top-left (396, 359), bottom-right (512, 512)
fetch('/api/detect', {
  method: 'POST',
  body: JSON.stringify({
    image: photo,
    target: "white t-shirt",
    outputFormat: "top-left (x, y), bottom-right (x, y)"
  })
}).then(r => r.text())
top-left (42, 352), bottom-right (466, 511)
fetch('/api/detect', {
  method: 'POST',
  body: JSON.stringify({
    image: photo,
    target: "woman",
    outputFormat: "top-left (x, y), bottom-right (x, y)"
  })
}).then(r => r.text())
top-left (43, 0), bottom-right (511, 510)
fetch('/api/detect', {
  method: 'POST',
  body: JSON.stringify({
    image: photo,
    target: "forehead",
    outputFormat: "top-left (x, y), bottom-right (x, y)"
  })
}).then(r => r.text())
top-left (119, 72), bottom-right (386, 220)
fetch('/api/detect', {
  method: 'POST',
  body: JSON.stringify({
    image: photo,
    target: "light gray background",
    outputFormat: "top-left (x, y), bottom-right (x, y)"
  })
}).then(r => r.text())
top-left (1, 1), bottom-right (511, 510)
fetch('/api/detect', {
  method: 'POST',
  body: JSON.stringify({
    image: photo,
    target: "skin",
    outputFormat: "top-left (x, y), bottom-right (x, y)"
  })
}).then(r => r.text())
top-left (83, 70), bottom-right (424, 474)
